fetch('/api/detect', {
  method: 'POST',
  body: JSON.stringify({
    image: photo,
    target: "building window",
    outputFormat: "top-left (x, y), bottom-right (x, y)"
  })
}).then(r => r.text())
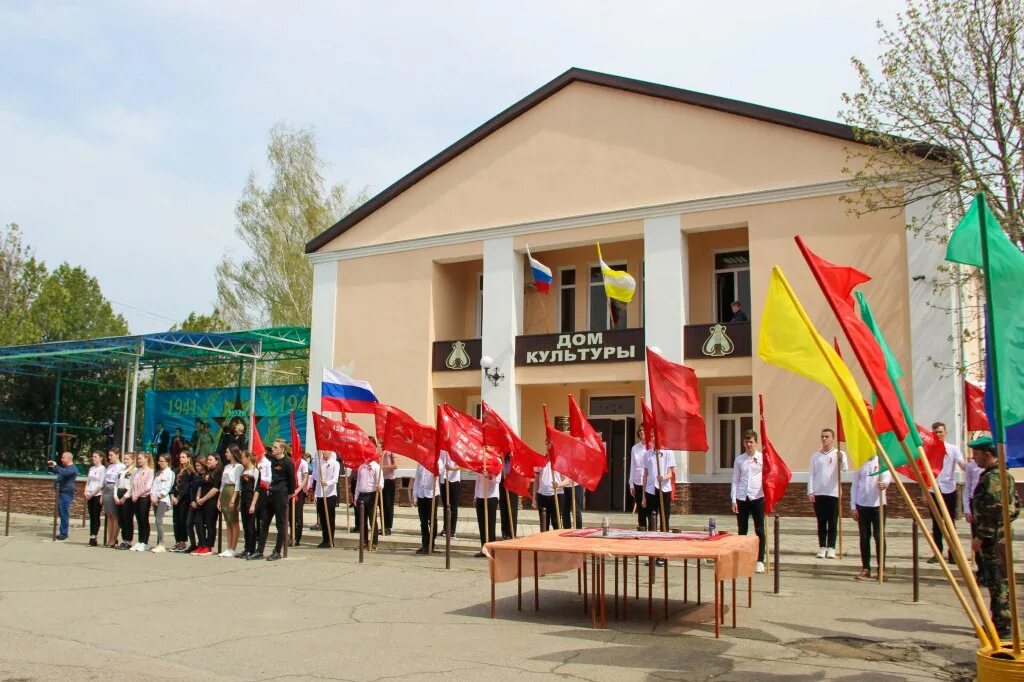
top-left (589, 395), bottom-right (636, 417)
top-left (589, 265), bottom-right (627, 331)
top-left (559, 268), bottom-right (576, 333)
top-left (714, 251), bottom-right (750, 323)
top-left (475, 273), bottom-right (483, 338)
top-left (715, 394), bottom-right (753, 470)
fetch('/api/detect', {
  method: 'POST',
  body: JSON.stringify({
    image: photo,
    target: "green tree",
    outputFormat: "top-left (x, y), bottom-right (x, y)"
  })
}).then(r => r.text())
top-left (29, 264), bottom-right (128, 342)
top-left (216, 123), bottom-right (367, 329)
top-left (0, 223), bottom-right (46, 346)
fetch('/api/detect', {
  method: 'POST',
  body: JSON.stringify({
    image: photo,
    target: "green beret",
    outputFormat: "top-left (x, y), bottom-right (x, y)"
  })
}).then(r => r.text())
top-left (968, 436), bottom-right (995, 451)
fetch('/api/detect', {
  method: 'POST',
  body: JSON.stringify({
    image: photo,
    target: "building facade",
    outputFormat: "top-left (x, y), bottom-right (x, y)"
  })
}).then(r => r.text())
top-left (304, 68), bottom-right (959, 513)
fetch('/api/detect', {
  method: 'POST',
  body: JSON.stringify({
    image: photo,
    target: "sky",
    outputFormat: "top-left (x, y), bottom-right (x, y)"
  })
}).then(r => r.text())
top-left (0, 0), bottom-right (903, 334)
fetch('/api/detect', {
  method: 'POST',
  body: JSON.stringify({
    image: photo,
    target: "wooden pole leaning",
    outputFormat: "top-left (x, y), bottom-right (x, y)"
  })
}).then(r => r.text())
top-left (836, 453), bottom-right (844, 559)
top-left (878, 490), bottom-right (885, 584)
top-left (370, 457), bottom-right (383, 551)
top-left (504, 485), bottom-right (516, 539)
top-left (483, 458), bottom-right (490, 547)
top-left (653, 442), bottom-right (667, 532)
top-left (317, 455), bottom-right (333, 548)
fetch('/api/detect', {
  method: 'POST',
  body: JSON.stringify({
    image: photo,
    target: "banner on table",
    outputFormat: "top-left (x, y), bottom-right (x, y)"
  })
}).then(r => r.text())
top-left (143, 385), bottom-right (307, 450)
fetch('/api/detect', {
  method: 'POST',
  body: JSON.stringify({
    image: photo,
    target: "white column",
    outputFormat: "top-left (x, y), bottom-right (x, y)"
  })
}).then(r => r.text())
top-left (481, 236), bottom-right (523, 430)
top-left (307, 259), bottom-right (339, 453)
top-left (905, 196), bottom-right (959, 446)
top-left (643, 215), bottom-right (688, 482)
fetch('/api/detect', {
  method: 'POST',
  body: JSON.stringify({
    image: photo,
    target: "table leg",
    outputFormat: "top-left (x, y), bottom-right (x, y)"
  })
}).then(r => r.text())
top-left (635, 555), bottom-right (639, 599)
top-left (623, 555), bottom-right (628, 621)
top-left (714, 578), bottom-right (720, 638)
top-left (517, 550), bottom-right (522, 612)
top-left (491, 575), bottom-right (496, 619)
top-left (613, 556), bottom-right (619, 620)
top-left (583, 554), bottom-right (589, 614)
top-left (600, 555), bottom-right (607, 630)
top-left (684, 559), bottom-right (688, 603)
top-left (732, 579), bottom-right (737, 628)
top-left (697, 559), bottom-right (702, 604)
top-left (647, 556), bottom-right (653, 620)
top-left (748, 577), bottom-right (752, 608)
top-left (533, 551), bottom-right (539, 612)
top-left (720, 580), bottom-right (725, 625)
top-left (591, 555), bottom-right (598, 629)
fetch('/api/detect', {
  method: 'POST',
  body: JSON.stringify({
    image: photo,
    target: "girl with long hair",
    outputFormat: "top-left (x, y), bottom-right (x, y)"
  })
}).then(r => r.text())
top-left (84, 451), bottom-right (105, 547)
top-left (218, 447), bottom-right (243, 557)
top-left (187, 458), bottom-right (206, 554)
top-left (129, 453), bottom-right (154, 551)
top-left (192, 455), bottom-right (221, 555)
top-left (150, 454), bottom-right (175, 552)
top-left (102, 450), bottom-right (124, 548)
top-left (170, 450), bottom-right (196, 552)
top-left (236, 450), bottom-right (261, 560)
top-left (114, 452), bottom-right (135, 550)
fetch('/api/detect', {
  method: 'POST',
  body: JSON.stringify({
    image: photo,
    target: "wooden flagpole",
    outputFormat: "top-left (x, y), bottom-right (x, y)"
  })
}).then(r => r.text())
top-left (482, 456), bottom-right (490, 546)
top-left (370, 456), bottom-right (383, 550)
top-left (543, 404), bottom-right (561, 529)
top-left (878, 483), bottom-right (885, 584)
top-left (504, 484), bottom-right (516, 539)
top-left (316, 454), bottom-right (333, 548)
top-left (429, 487), bottom-right (438, 552)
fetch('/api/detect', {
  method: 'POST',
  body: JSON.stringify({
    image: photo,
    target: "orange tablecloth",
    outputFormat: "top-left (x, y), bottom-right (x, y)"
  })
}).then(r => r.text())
top-left (485, 530), bottom-right (758, 584)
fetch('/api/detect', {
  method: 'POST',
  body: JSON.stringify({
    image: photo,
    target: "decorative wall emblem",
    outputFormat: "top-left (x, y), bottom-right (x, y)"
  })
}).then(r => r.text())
top-left (445, 340), bottom-right (471, 370)
top-left (701, 324), bottom-right (735, 357)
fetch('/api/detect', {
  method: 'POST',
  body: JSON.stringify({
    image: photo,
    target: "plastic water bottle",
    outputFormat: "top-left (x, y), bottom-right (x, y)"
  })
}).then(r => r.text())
top-left (602, 516), bottom-right (610, 536)
top-left (708, 517), bottom-right (717, 537)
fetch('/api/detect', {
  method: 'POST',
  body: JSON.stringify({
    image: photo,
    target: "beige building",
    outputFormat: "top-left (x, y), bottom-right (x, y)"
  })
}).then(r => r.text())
top-left (304, 68), bottom-right (958, 512)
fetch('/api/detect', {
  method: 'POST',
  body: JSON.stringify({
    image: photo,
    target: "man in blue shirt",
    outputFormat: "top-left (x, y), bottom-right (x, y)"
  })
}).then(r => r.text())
top-left (47, 452), bottom-right (78, 541)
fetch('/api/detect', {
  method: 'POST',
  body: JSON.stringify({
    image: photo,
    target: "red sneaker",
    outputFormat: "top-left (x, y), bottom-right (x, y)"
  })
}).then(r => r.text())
top-left (196, 547), bottom-right (211, 556)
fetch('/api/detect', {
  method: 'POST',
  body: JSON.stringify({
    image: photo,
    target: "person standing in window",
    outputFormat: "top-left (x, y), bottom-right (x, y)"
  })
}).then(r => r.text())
top-left (729, 301), bottom-right (748, 322)
top-left (731, 430), bottom-right (766, 574)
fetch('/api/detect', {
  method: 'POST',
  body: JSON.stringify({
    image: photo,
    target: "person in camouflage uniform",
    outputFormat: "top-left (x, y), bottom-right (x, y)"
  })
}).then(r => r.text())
top-left (969, 436), bottom-right (1019, 639)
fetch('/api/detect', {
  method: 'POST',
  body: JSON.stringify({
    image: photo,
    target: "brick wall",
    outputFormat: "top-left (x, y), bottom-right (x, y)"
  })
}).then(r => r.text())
top-left (0, 474), bottom-right (88, 518)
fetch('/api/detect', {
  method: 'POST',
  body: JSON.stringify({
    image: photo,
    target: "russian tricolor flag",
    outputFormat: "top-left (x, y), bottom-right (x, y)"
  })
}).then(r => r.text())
top-left (526, 245), bottom-right (552, 294)
top-left (321, 368), bottom-right (379, 414)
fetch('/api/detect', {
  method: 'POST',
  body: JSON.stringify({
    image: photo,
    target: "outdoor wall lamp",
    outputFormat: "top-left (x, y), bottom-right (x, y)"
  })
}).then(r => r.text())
top-left (480, 355), bottom-right (504, 387)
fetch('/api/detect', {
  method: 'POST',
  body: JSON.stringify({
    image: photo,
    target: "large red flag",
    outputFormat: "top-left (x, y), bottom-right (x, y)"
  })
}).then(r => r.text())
top-left (251, 423), bottom-right (266, 462)
top-left (437, 404), bottom-right (501, 475)
top-left (965, 380), bottom-right (990, 432)
top-left (502, 464), bottom-right (534, 498)
top-left (796, 236), bottom-right (909, 440)
top-left (382, 406), bottom-right (438, 476)
top-left (290, 410), bottom-right (302, 471)
top-left (547, 424), bottom-right (604, 492)
top-left (896, 424), bottom-right (946, 480)
top-left (568, 395), bottom-right (607, 472)
top-left (646, 348), bottom-right (709, 451)
top-left (481, 402), bottom-right (546, 478)
top-left (759, 394), bottom-right (793, 514)
top-left (640, 398), bottom-right (655, 449)
top-left (373, 403), bottom-right (397, 440)
top-left (312, 412), bottom-right (377, 469)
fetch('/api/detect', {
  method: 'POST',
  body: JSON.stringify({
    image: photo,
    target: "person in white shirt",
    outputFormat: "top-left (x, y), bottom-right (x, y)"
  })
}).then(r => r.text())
top-left (557, 474), bottom-right (584, 530)
top-left (217, 447), bottom-right (243, 557)
top-left (84, 451), bottom-right (106, 547)
top-left (474, 465), bottom-right (501, 557)
top-left (731, 430), bottom-right (766, 573)
top-left (291, 454), bottom-right (310, 547)
top-left (641, 449), bottom-right (675, 531)
top-left (851, 455), bottom-right (890, 580)
top-left (150, 454), bottom-right (176, 552)
top-left (102, 450), bottom-right (127, 548)
top-left (438, 450), bottom-right (462, 539)
top-left (412, 462), bottom-right (440, 554)
top-left (629, 428), bottom-right (649, 530)
top-left (355, 458), bottom-right (382, 548)
top-left (381, 450), bottom-right (398, 536)
top-left (807, 428), bottom-right (848, 559)
top-left (963, 454), bottom-right (983, 527)
top-left (532, 461), bottom-right (562, 531)
top-left (312, 451), bottom-right (340, 548)
top-left (928, 422), bottom-right (965, 564)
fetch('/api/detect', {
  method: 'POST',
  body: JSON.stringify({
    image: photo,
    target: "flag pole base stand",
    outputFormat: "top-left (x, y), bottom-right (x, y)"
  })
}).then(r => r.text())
top-left (977, 647), bottom-right (1024, 679)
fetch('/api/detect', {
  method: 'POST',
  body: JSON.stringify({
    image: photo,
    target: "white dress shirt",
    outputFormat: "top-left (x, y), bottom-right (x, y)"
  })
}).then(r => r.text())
top-left (629, 442), bottom-right (648, 486)
top-left (221, 462), bottom-right (242, 488)
top-left (85, 465), bottom-right (105, 497)
top-left (355, 461), bottom-right (382, 494)
top-left (439, 451), bottom-right (461, 483)
top-left (295, 458), bottom-right (310, 490)
top-left (534, 463), bottom-right (560, 496)
top-left (257, 456), bottom-right (272, 490)
top-left (807, 449), bottom-right (848, 497)
top-left (731, 451), bottom-right (763, 503)
top-left (151, 468), bottom-right (175, 506)
top-left (643, 450), bottom-right (675, 494)
top-left (312, 456), bottom-right (340, 498)
top-left (104, 462), bottom-right (125, 485)
top-left (850, 457), bottom-right (890, 509)
top-left (413, 464), bottom-right (439, 500)
top-left (474, 470), bottom-right (501, 499)
top-left (963, 459), bottom-right (983, 515)
top-left (934, 442), bottom-right (965, 494)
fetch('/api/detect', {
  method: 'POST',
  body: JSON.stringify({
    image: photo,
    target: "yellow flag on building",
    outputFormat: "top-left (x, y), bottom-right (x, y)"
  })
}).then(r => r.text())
top-left (597, 243), bottom-right (636, 303)
top-left (758, 266), bottom-right (877, 467)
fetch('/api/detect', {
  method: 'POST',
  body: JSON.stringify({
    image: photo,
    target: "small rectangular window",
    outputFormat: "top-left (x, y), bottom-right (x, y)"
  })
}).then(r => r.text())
top-left (714, 250), bottom-right (750, 323)
top-left (559, 268), bottom-right (576, 333)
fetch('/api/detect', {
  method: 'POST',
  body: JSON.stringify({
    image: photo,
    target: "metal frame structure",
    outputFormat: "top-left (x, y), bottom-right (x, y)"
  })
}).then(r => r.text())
top-left (0, 327), bottom-right (309, 456)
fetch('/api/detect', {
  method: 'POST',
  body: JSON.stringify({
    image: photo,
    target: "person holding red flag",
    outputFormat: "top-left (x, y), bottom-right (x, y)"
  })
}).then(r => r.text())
top-left (412, 458), bottom-right (440, 554)
top-left (438, 450), bottom-right (461, 540)
top-left (474, 462), bottom-right (501, 557)
top-left (256, 440), bottom-right (295, 562)
top-left (354, 455), bottom-right (382, 548)
top-left (532, 460), bottom-right (562, 531)
top-left (851, 454), bottom-right (890, 580)
top-left (927, 422), bottom-right (965, 564)
top-left (311, 451), bottom-right (340, 548)
top-left (641, 447), bottom-right (674, 534)
top-left (730, 430), bottom-right (766, 574)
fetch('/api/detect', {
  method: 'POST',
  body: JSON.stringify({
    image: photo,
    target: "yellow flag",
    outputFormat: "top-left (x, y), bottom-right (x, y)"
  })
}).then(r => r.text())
top-left (758, 266), bottom-right (877, 467)
top-left (596, 243), bottom-right (636, 303)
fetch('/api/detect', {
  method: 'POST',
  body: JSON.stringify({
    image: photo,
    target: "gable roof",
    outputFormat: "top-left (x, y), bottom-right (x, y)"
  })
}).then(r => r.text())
top-left (306, 67), bottom-right (942, 254)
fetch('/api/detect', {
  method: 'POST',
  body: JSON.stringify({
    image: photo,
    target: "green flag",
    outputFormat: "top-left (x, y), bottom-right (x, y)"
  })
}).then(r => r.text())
top-left (856, 291), bottom-right (921, 471)
top-left (946, 193), bottom-right (1024, 431)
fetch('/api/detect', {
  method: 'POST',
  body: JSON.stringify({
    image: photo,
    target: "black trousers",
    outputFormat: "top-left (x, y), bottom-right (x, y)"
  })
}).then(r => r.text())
top-left (241, 489), bottom-right (261, 554)
top-left (316, 495), bottom-right (338, 545)
top-left (134, 497), bottom-right (152, 544)
top-left (185, 505), bottom-right (199, 548)
top-left (931, 491), bottom-right (958, 556)
top-left (536, 493), bottom-right (560, 530)
top-left (813, 495), bottom-right (839, 548)
top-left (499, 484), bottom-right (518, 538)
top-left (292, 491), bottom-right (305, 543)
top-left (633, 483), bottom-right (648, 529)
top-left (439, 480), bottom-right (459, 535)
top-left (736, 497), bottom-right (766, 562)
top-left (199, 499), bottom-right (217, 548)
top-left (259, 489), bottom-right (289, 554)
top-left (356, 492), bottom-right (380, 545)
top-left (87, 496), bottom-right (102, 537)
top-left (172, 501), bottom-right (188, 543)
top-left (416, 496), bottom-right (437, 550)
top-left (645, 490), bottom-right (672, 530)
top-left (120, 497), bottom-right (134, 542)
top-left (476, 497), bottom-right (498, 546)
top-left (560, 486), bottom-right (584, 529)
top-left (856, 505), bottom-right (885, 571)
top-left (382, 479), bottom-right (396, 531)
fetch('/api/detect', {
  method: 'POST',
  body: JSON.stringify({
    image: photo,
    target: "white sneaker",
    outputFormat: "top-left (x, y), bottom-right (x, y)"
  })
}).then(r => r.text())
top-left (816, 547), bottom-right (827, 559)
top-left (755, 561), bottom-right (765, 574)
top-left (129, 543), bottom-right (141, 552)
top-left (137, 543), bottom-right (148, 552)
top-left (218, 549), bottom-right (235, 558)
top-left (826, 548), bottom-right (836, 559)
top-left (151, 544), bottom-right (166, 553)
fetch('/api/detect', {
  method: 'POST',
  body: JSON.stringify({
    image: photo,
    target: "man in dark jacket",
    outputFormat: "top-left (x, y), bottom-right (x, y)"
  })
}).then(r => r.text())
top-left (47, 452), bottom-right (78, 541)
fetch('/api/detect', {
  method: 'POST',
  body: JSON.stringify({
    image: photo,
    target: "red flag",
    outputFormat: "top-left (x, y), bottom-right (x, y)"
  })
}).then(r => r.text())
top-left (834, 338), bottom-right (845, 443)
top-left (251, 422), bottom-right (266, 462)
top-left (646, 348), bottom-right (709, 451)
top-left (381, 405), bottom-right (438, 476)
top-left (796, 236), bottom-right (909, 440)
top-left (640, 398), bottom-right (655, 449)
top-left (502, 464), bottom-right (534, 498)
top-left (290, 411), bottom-right (302, 470)
top-left (759, 394), bottom-right (793, 514)
top-left (481, 402), bottom-right (546, 478)
top-left (547, 424), bottom-right (604, 492)
top-left (436, 404), bottom-right (501, 476)
top-left (373, 403), bottom-right (399, 440)
top-left (965, 381), bottom-right (990, 432)
top-left (896, 424), bottom-right (946, 480)
top-left (312, 412), bottom-right (377, 469)
top-left (568, 395), bottom-right (607, 473)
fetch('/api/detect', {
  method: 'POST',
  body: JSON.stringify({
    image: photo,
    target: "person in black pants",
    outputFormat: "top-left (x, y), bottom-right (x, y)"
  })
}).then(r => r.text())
top-left (192, 456), bottom-right (220, 554)
top-left (532, 463), bottom-right (561, 531)
top-left (186, 459), bottom-right (205, 552)
top-left (84, 451), bottom-right (105, 546)
top-left (291, 455), bottom-right (310, 546)
top-left (237, 451), bottom-right (262, 559)
top-left (438, 451), bottom-right (460, 538)
top-left (381, 450), bottom-right (398, 535)
top-left (499, 455), bottom-right (519, 539)
top-left (313, 451), bottom-right (340, 548)
top-left (412, 462), bottom-right (438, 553)
top-left (170, 451), bottom-right (196, 552)
top-left (474, 469), bottom-right (500, 558)
top-left (354, 458), bottom-right (382, 547)
top-left (730, 430), bottom-right (767, 573)
top-left (256, 440), bottom-right (295, 561)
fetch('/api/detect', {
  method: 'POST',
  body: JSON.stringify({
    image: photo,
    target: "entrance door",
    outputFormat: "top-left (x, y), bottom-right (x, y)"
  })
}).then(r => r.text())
top-left (588, 417), bottom-right (635, 511)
